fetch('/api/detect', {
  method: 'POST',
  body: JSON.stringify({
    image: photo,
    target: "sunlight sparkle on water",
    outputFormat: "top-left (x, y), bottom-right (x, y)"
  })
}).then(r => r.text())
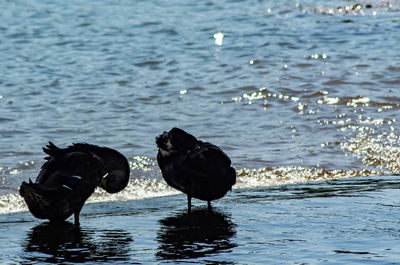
top-left (214, 32), bottom-right (224, 45)
top-left (310, 53), bottom-right (328, 59)
top-left (235, 166), bottom-right (379, 189)
top-left (232, 87), bottom-right (300, 105)
top-left (129, 156), bottom-right (156, 171)
top-left (318, 96), bottom-right (340, 105)
top-left (349, 97), bottom-right (370, 107)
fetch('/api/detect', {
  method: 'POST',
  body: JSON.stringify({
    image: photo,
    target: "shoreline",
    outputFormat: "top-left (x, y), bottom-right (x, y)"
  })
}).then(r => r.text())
top-left (0, 166), bottom-right (384, 215)
top-left (1, 175), bottom-right (400, 264)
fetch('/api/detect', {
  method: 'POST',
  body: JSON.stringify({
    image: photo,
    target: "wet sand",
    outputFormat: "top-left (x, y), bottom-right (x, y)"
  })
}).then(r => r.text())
top-left (1, 175), bottom-right (400, 264)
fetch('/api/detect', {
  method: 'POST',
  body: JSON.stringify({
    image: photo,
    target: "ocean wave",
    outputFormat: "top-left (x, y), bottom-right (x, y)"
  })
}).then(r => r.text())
top-left (0, 165), bottom-right (383, 215)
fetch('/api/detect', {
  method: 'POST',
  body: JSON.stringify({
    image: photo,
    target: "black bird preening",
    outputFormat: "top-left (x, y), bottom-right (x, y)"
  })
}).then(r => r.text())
top-left (19, 142), bottom-right (130, 225)
top-left (156, 128), bottom-right (236, 213)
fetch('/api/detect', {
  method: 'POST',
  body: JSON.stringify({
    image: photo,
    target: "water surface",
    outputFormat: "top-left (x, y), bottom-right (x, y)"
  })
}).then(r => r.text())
top-left (1, 0), bottom-right (400, 262)
top-left (1, 175), bottom-right (400, 264)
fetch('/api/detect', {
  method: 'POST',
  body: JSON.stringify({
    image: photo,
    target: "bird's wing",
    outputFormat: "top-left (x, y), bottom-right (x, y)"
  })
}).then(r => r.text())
top-left (35, 150), bottom-right (105, 199)
top-left (188, 141), bottom-right (231, 164)
top-left (176, 142), bottom-right (231, 179)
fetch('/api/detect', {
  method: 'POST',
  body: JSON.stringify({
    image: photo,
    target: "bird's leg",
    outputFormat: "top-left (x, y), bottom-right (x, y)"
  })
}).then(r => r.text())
top-left (187, 195), bottom-right (192, 214)
top-left (74, 212), bottom-right (80, 227)
top-left (207, 201), bottom-right (212, 212)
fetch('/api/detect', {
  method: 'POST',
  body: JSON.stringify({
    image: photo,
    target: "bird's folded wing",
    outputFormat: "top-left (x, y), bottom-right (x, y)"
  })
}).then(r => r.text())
top-left (36, 151), bottom-right (104, 196)
top-left (187, 142), bottom-right (232, 166)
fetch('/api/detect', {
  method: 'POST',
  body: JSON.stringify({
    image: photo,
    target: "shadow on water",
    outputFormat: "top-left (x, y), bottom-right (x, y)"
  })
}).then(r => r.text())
top-left (156, 209), bottom-right (237, 261)
top-left (21, 221), bottom-right (133, 264)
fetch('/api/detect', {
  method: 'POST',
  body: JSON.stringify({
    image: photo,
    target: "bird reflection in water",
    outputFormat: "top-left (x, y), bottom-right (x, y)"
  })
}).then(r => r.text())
top-left (22, 221), bottom-right (132, 264)
top-left (156, 209), bottom-right (237, 260)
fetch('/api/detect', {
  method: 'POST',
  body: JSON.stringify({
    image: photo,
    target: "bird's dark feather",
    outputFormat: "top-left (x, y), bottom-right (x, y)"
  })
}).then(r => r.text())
top-left (156, 128), bottom-right (236, 203)
top-left (20, 142), bottom-right (129, 223)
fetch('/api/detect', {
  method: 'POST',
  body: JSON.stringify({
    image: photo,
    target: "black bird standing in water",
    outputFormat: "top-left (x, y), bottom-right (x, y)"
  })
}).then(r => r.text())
top-left (156, 128), bottom-right (236, 213)
top-left (19, 142), bottom-right (130, 225)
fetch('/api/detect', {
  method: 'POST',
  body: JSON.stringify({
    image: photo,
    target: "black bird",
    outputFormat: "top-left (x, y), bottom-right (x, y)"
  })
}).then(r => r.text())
top-left (156, 128), bottom-right (236, 213)
top-left (19, 142), bottom-right (130, 225)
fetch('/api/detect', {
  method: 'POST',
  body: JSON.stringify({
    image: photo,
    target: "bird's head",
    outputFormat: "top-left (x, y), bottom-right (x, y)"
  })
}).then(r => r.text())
top-left (156, 131), bottom-right (173, 156)
top-left (97, 148), bottom-right (130, 194)
top-left (99, 169), bottom-right (130, 193)
top-left (156, 127), bottom-right (197, 157)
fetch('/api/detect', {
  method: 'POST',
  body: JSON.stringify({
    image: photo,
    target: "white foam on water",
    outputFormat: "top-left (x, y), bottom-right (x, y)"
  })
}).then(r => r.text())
top-left (0, 124), bottom-right (396, 215)
top-left (0, 166), bottom-right (383, 215)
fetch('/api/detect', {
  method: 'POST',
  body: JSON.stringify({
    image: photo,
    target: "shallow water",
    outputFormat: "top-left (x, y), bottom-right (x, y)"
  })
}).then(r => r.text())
top-left (1, 175), bottom-right (400, 264)
top-left (1, 0), bottom-right (400, 262)
top-left (1, 0), bottom-right (400, 208)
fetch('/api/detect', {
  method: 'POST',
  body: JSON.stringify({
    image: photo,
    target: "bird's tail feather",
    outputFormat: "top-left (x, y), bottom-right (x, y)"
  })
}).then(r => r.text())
top-left (19, 181), bottom-right (64, 220)
top-left (42, 141), bottom-right (61, 159)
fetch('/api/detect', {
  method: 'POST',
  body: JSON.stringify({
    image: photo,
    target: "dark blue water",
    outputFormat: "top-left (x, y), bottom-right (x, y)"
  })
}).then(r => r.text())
top-left (1, 0), bottom-right (400, 262)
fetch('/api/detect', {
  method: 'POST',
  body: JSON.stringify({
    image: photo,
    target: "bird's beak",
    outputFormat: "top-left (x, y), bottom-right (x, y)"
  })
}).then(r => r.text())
top-left (100, 176), bottom-right (108, 189)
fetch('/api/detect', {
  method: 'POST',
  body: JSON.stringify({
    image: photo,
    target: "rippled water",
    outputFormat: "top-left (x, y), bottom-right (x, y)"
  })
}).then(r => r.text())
top-left (1, 0), bottom-right (400, 256)
top-left (2, 0), bottom-right (400, 209)
top-left (2, 175), bottom-right (400, 264)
